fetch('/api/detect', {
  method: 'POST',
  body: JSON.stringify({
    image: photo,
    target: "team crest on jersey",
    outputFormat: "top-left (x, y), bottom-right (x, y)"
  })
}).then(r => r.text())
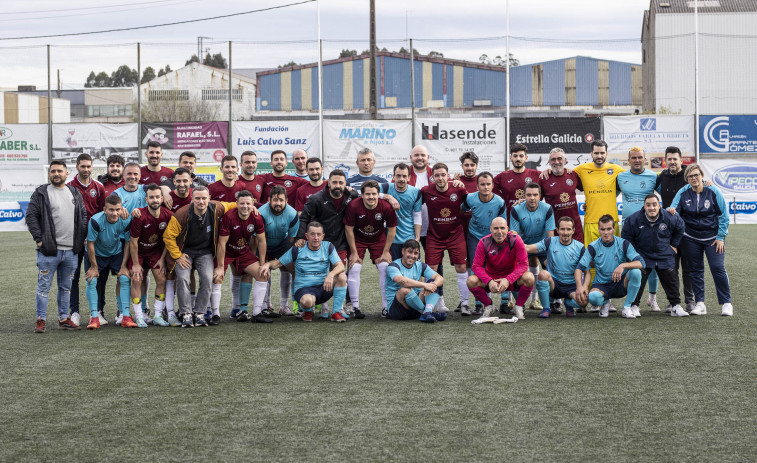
top-left (284, 180), bottom-right (293, 188)
top-left (440, 208), bottom-right (451, 218)
top-left (515, 189), bottom-right (525, 199)
top-left (659, 223), bottom-right (668, 231)
top-left (560, 192), bottom-right (570, 203)
top-left (159, 222), bottom-right (167, 230)
top-left (640, 181), bottom-right (646, 189)
top-left (525, 177), bottom-right (532, 183)
top-left (450, 193), bottom-right (458, 202)
top-left (148, 234), bottom-right (158, 243)
top-left (160, 176), bottom-right (168, 183)
top-left (256, 184), bottom-right (262, 192)
top-left (566, 179), bottom-right (574, 186)
top-left (247, 224), bottom-right (254, 232)
top-left (704, 199), bottom-right (710, 209)
top-left (607, 169), bottom-right (614, 175)
top-left (374, 213), bottom-right (382, 221)
top-left (89, 189), bottom-right (97, 197)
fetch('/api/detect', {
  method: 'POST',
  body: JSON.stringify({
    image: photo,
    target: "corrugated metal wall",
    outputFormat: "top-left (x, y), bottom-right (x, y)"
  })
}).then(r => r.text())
top-left (257, 55), bottom-right (639, 111)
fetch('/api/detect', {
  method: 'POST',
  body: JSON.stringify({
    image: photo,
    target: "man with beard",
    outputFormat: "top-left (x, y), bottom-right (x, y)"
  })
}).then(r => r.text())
top-left (237, 150), bottom-right (265, 202)
top-left (297, 170), bottom-right (358, 318)
top-left (344, 180), bottom-right (397, 318)
top-left (538, 148), bottom-right (584, 243)
top-left (295, 157), bottom-right (326, 212)
top-left (140, 141), bottom-right (174, 185)
top-left (260, 150), bottom-right (308, 207)
top-left (67, 153), bottom-right (106, 326)
top-left (98, 154), bottom-right (126, 196)
top-left (27, 160), bottom-right (87, 333)
top-left (160, 151), bottom-right (210, 206)
top-left (208, 155), bottom-right (245, 202)
top-left (214, 190), bottom-right (269, 323)
top-left (655, 146), bottom-right (696, 312)
top-left (128, 184), bottom-right (172, 327)
top-left (493, 144), bottom-right (541, 216)
top-left (291, 149), bottom-right (310, 179)
top-left (166, 168), bottom-right (193, 213)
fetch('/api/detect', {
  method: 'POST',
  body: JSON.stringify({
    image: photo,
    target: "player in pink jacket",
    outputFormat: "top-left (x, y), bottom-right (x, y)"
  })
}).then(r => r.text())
top-left (467, 217), bottom-right (535, 320)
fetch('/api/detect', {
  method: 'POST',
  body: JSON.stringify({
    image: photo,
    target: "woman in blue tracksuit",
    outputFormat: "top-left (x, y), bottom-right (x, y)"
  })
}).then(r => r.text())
top-left (669, 163), bottom-right (733, 316)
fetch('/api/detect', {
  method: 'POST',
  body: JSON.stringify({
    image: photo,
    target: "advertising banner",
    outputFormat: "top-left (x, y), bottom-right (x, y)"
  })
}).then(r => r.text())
top-left (0, 167), bottom-right (45, 202)
top-left (510, 117), bottom-right (601, 169)
top-left (53, 123), bottom-right (138, 165)
top-left (0, 125), bottom-right (48, 166)
top-left (603, 115), bottom-right (696, 170)
top-left (142, 122), bottom-right (228, 163)
top-left (700, 115), bottom-right (757, 154)
top-left (0, 201), bottom-right (30, 232)
top-left (415, 118), bottom-right (506, 174)
top-left (700, 157), bottom-right (757, 224)
top-left (323, 120), bottom-right (412, 180)
top-left (231, 120), bottom-right (320, 165)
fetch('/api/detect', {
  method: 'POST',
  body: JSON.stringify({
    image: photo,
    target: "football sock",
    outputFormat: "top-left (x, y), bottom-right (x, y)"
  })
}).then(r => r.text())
top-left (514, 284), bottom-right (533, 307)
top-left (347, 262), bottom-right (362, 306)
top-left (252, 281), bottom-right (268, 316)
top-left (279, 271), bottom-right (292, 306)
top-left (457, 272), bottom-right (470, 304)
top-left (211, 283), bottom-right (222, 316)
top-left (263, 278), bottom-right (272, 309)
top-left (424, 292), bottom-right (440, 310)
top-left (377, 261), bottom-right (389, 309)
top-left (332, 286), bottom-right (347, 315)
top-left (231, 275), bottom-right (241, 312)
top-left (132, 298), bottom-right (144, 319)
top-left (118, 275), bottom-right (131, 316)
top-left (239, 281), bottom-right (252, 312)
top-left (86, 277), bottom-right (99, 318)
top-left (404, 290), bottom-right (425, 313)
top-left (648, 269), bottom-right (659, 294)
top-left (501, 291), bottom-right (511, 305)
top-left (625, 268), bottom-right (642, 307)
top-left (536, 280), bottom-right (550, 310)
top-left (469, 286), bottom-right (492, 306)
top-left (165, 280), bottom-right (176, 316)
top-left (154, 294), bottom-right (165, 315)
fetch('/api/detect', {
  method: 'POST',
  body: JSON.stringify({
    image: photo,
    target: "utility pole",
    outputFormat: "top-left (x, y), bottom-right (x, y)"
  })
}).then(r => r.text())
top-left (198, 36), bottom-right (212, 61)
top-left (56, 70), bottom-right (61, 98)
top-left (369, 0), bottom-right (377, 119)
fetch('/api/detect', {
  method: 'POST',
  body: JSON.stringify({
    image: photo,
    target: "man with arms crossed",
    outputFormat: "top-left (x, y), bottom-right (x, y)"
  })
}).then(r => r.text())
top-left (385, 239), bottom-right (446, 323)
top-left (260, 222), bottom-right (349, 323)
top-left (344, 180), bottom-right (398, 318)
top-left (467, 217), bottom-right (535, 320)
top-left (575, 215), bottom-right (644, 319)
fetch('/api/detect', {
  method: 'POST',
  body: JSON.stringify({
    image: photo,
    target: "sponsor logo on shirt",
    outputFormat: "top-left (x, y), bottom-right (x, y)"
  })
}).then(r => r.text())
top-left (560, 192), bottom-right (570, 203)
top-left (704, 199), bottom-right (711, 209)
top-left (659, 223), bottom-right (667, 231)
top-left (607, 169), bottom-right (614, 175)
top-left (284, 180), bottom-right (293, 188)
top-left (450, 194), bottom-right (458, 202)
top-left (566, 179), bottom-right (574, 186)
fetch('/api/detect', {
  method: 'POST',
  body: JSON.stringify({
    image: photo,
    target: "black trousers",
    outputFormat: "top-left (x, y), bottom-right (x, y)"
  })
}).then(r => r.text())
top-left (676, 251), bottom-right (695, 305)
top-left (634, 267), bottom-right (680, 307)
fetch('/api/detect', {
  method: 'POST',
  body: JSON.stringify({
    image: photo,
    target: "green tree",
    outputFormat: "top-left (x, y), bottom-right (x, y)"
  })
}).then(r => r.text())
top-left (157, 65), bottom-right (172, 77)
top-left (185, 54), bottom-right (200, 66)
top-left (398, 46), bottom-right (420, 55)
top-left (141, 66), bottom-right (156, 84)
top-left (84, 71), bottom-right (112, 88)
top-left (428, 51), bottom-right (444, 58)
top-left (339, 49), bottom-right (358, 58)
top-left (203, 53), bottom-right (227, 69)
top-left (278, 61), bottom-right (298, 68)
top-left (110, 65), bottom-right (139, 87)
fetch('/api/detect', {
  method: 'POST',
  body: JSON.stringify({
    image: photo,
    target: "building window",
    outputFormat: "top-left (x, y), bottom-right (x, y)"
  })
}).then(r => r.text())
top-left (86, 105), bottom-right (133, 117)
top-left (202, 89), bottom-right (243, 101)
top-left (148, 90), bottom-right (189, 101)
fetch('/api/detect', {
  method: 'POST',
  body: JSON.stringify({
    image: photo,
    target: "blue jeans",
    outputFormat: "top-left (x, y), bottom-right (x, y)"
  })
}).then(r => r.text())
top-left (682, 236), bottom-right (731, 304)
top-left (36, 249), bottom-right (78, 320)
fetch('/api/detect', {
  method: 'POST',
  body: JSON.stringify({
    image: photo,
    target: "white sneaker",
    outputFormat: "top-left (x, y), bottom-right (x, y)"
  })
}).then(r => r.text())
top-left (514, 305), bottom-right (525, 320)
top-left (435, 297), bottom-right (449, 313)
top-left (599, 302), bottom-right (611, 318)
top-left (648, 294), bottom-right (661, 312)
top-left (621, 306), bottom-right (636, 318)
top-left (608, 305), bottom-right (617, 312)
top-left (685, 302), bottom-right (696, 313)
top-left (97, 313), bottom-right (108, 325)
top-left (70, 312), bottom-right (80, 326)
top-left (279, 305), bottom-right (294, 316)
top-left (631, 305), bottom-right (641, 318)
top-left (589, 305), bottom-right (600, 313)
top-left (670, 305), bottom-right (690, 317)
top-left (482, 305), bottom-right (495, 318)
top-left (460, 303), bottom-right (471, 316)
top-left (664, 304), bottom-right (673, 313)
top-left (721, 303), bottom-right (733, 316)
top-left (690, 302), bottom-right (707, 315)
top-left (143, 313), bottom-right (154, 325)
top-left (115, 314), bottom-right (123, 326)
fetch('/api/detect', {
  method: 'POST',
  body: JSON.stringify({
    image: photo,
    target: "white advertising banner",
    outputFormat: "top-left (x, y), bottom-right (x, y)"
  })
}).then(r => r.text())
top-left (0, 166), bottom-right (45, 202)
top-left (323, 120), bottom-right (412, 180)
top-left (52, 123), bottom-right (138, 165)
top-left (603, 115), bottom-right (696, 170)
top-left (700, 158), bottom-right (757, 224)
top-left (0, 124), bottom-right (48, 166)
top-left (416, 118), bottom-right (506, 174)
top-left (232, 120), bottom-right (320, 160)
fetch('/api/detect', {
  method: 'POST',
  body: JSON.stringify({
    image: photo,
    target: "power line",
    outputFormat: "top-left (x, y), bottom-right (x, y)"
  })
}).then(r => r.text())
top-left (3, 0), bottom-right (193, 15)
top-left (0, 0), bottom-right (316, 41)
top-left (0, 0), bottom-right (203, 23)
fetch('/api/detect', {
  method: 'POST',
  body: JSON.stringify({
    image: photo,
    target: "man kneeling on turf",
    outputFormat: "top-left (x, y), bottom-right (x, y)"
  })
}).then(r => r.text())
top-left (575, 214), bottom-right (644, 319)
top-left (260, 221), bottom-right (348, 322)
top-left (467, 217), bottom-right (535, 320)
top-left (385, 239), bottom-right (446, 323)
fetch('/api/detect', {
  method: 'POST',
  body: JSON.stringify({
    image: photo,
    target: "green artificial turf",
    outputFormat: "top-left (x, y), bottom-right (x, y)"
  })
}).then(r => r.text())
top-left (2, 227), bottom-right (755, 462)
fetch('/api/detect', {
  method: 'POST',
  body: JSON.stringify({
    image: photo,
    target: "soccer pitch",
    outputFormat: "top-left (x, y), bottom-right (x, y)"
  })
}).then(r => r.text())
top-left (2, 227), bottom-right (756, 462)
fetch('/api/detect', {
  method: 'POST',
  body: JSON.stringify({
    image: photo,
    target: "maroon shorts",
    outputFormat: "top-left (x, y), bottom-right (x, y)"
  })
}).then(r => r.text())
top-left (129, 252), bottom-right (162, 270)
top-left (355, 239), bottom-right (386, 262)
top-left (224, 250), bottom-right (259, 272)
top-left (424, 236), bottom-right (467, 266)
top-left (336, 250), bottom-right (348, 266)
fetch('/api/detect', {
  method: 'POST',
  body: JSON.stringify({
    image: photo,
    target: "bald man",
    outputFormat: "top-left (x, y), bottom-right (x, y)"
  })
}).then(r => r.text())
top-left (467, 217), bottom-right (535, 320)
top-left (292, 149), bottom-right (309, 179)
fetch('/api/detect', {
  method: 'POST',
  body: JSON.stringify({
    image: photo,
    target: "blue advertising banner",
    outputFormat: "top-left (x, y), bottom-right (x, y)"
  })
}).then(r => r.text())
top-left (700, 115), bottom-right (757, 154)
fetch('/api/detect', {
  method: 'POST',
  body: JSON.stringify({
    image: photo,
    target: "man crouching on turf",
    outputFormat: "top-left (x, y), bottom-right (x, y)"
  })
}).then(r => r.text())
top-left (214, 190), bottom-right (270, 323)
top-left (384, 239), bottom-right (446, 323)
top-left (467, 217), bottom-right (535, 320)
top-left (259, 221), bottom-right (348, 322)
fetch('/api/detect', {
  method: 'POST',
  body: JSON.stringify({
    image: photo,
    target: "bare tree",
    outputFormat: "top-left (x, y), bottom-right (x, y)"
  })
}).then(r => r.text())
top-left (140, 98), bottom-right (221, 122)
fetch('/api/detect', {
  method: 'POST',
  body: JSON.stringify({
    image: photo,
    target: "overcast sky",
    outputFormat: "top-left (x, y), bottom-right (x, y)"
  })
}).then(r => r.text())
top-left (0, 0), bottom-right (650, 89)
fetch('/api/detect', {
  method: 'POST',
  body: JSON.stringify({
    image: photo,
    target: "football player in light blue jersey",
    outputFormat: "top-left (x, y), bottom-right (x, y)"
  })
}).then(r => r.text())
top-left (385, 239), bottom-right (446, 323)
top-left (576, 214), bottom-right (644, 319)
top-left (382, 163), bottom-right (422, 260)
top-left (260, 221), bottom-right (348, 322)
top-left (525, 216), bottom-right (586, 317)
top-left (510, 182), bottom-right (556, 312)
top-left (255, 186), bottom-right (300, 318)
top-left (616, 147), bottom-right (661, 311)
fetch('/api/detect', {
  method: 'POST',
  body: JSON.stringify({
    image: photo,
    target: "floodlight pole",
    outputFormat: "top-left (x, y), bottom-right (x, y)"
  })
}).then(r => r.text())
top-left (410, 38), bottom-right (416, 146)
top-left (317, 0), bottom-right (324, 164)
top-left (47, 44), bottom-right (52, 163)
top-left (505, 0), bottom-right (510, 170)
top-left (694, 0), bottom-right (700, 163)
top-left (137, 42), bottom-right (142, 163)
top-left (229, 41), bottom-right (233, 156)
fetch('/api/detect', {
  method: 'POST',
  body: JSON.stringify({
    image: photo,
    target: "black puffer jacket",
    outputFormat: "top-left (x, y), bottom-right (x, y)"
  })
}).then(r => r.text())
top-left (297, 187), bottom-right (358, 252)
top-left (26, 184), bottom-right (87, 256)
